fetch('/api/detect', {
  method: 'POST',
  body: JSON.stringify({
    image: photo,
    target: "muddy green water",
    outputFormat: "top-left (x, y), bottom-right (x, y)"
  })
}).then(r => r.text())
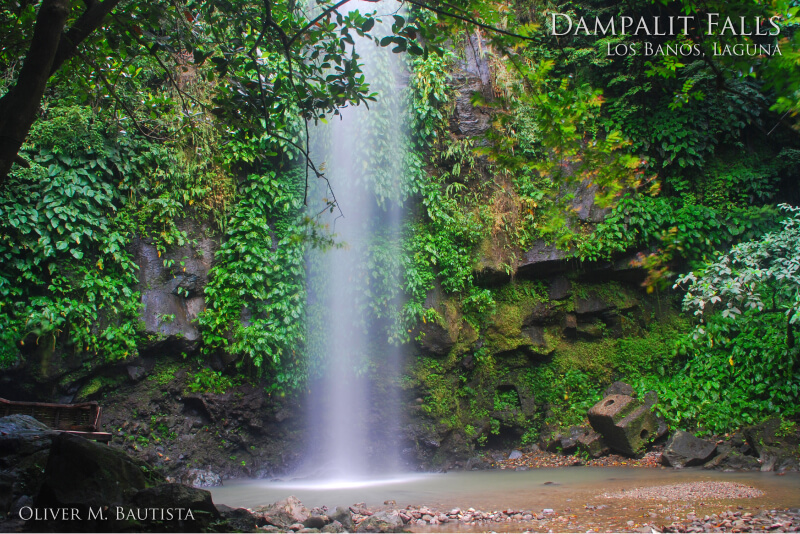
top-left (209, 467), bottom-right (800, 512)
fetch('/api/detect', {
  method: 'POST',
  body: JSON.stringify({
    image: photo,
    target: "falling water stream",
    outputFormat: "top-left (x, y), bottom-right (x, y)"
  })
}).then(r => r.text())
top-left (304, 0), bottom-right (408, 480)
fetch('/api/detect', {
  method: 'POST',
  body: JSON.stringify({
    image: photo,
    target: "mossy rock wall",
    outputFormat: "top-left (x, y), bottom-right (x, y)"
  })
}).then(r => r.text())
top-left (401, 266), bottom-right (684, 469)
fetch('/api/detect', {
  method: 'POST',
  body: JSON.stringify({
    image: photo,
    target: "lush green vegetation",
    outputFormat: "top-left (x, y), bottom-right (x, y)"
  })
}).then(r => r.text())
top-left (1, 103), bottom-right (167, 365)
top-left (397, 0), bottom-right (800, 445)
top-left (1, 0), bottom-right (798, 450)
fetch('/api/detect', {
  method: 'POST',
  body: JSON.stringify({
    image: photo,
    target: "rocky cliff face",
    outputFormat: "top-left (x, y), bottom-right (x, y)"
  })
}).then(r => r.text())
top-left (135, 219), bottom-right (219, 358)
top-left (399, 269), bottom-right (669, 469)
top-left (393, 40), bottom-right (679, 470)
top-left (98, 359), bottom-right (306, 481)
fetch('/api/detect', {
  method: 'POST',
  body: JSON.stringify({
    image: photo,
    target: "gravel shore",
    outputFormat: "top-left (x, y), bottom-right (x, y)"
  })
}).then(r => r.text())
top-left (395, 503), bottom-right (800, 532)
top-left (387, 477), bottom-right (795, 532)
top-left (659, 508), bottom-right (800, 532)
top-left (250, 487), bottom-right (799, 533)
top-left (601, 481), bottom-right (765, 502)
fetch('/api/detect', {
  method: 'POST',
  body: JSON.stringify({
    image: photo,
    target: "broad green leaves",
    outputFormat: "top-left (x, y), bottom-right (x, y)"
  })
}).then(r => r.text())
top-left (0, 105), bottom-right (142, 365)
top-left (640, 204), bottom-right (800, 431)
top-left (198, 169), bottom-right (313, 387)
top-left (677, 204), bottom-right (800, 329)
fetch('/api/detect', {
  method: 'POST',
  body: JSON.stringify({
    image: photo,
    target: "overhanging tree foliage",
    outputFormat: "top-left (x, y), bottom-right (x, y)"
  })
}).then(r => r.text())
top-left (0, 0), bottom-right (121, 180)
top-left (0, 0), bottom-right (535, 189)
top-left (2, 0), bottom-right (800, 416)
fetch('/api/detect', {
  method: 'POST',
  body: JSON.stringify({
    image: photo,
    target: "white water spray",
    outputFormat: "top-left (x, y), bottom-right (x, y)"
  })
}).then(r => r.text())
top-left (306, 0), bottom-right (408, 480)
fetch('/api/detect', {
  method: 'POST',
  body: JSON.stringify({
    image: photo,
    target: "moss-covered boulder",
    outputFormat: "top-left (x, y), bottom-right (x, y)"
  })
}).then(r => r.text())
top-left (414, 288), bottom-right (463, 356)
top-left (587, 394), bottom-right (657, 456)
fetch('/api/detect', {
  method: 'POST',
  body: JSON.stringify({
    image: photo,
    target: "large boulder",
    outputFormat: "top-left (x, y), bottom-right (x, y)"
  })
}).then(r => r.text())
top-left (661, 431), bottom-right (717, 468)
top-left (587, 394), bottom-right (657, 456)
top-left (36, 432), bottom-right (162, 511)
top-left (743, 418), bottom-right (799, 472)
top-left (0, 415), bottom-right (58, 517)
top-left (0, 414), bottom-right (56, 446)
top-left (356, 511), bottom-right (404, 533)
top-left (0, 415), bottom-right (57, 469)
top-left (0, 416), bottom-right (242, 532)
top-left (129, 483), bottom-right (220, 530)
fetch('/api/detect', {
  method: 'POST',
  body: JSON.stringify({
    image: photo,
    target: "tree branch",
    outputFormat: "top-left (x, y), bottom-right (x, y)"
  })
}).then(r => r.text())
top-left (287, 0), bottom-right (354, 47)
top-left (0, 0), bottom-right (71, 183)
top-left (50, 0), bottom-right (123, 75)
top-left (79, 50), bottom-right (178, 141)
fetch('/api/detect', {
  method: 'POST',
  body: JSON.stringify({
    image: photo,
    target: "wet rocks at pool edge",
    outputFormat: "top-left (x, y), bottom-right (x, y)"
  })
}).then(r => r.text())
top-left (661, 431), bottom-right (717, 468)
top-left (356, 511), bottom-right (404, 532)
top-left (743, 418), bottom-right (800, 472)
top-left (692, 419), bottom-right (798, 472)
top-left (255, 495), bottom-right (310, 530)
top-left (247, 496), bottom-right (800, 533)
top-left (541, 426), bottom-right (610, 459)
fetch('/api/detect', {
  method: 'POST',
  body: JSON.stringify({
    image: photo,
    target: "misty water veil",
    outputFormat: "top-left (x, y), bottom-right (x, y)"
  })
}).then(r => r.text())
top-left (305, 0), bottom-right (410, 479)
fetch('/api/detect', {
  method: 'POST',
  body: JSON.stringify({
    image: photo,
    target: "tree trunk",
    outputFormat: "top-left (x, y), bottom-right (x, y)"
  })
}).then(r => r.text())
top-left (0, 0), bottom-right (71, 183)
top-left (50, 0), bottom-right (123, 77)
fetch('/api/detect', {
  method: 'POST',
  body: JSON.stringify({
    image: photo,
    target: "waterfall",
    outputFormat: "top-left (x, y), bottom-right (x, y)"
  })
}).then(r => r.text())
top-left (305, 0), bottom-right (408, 480)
